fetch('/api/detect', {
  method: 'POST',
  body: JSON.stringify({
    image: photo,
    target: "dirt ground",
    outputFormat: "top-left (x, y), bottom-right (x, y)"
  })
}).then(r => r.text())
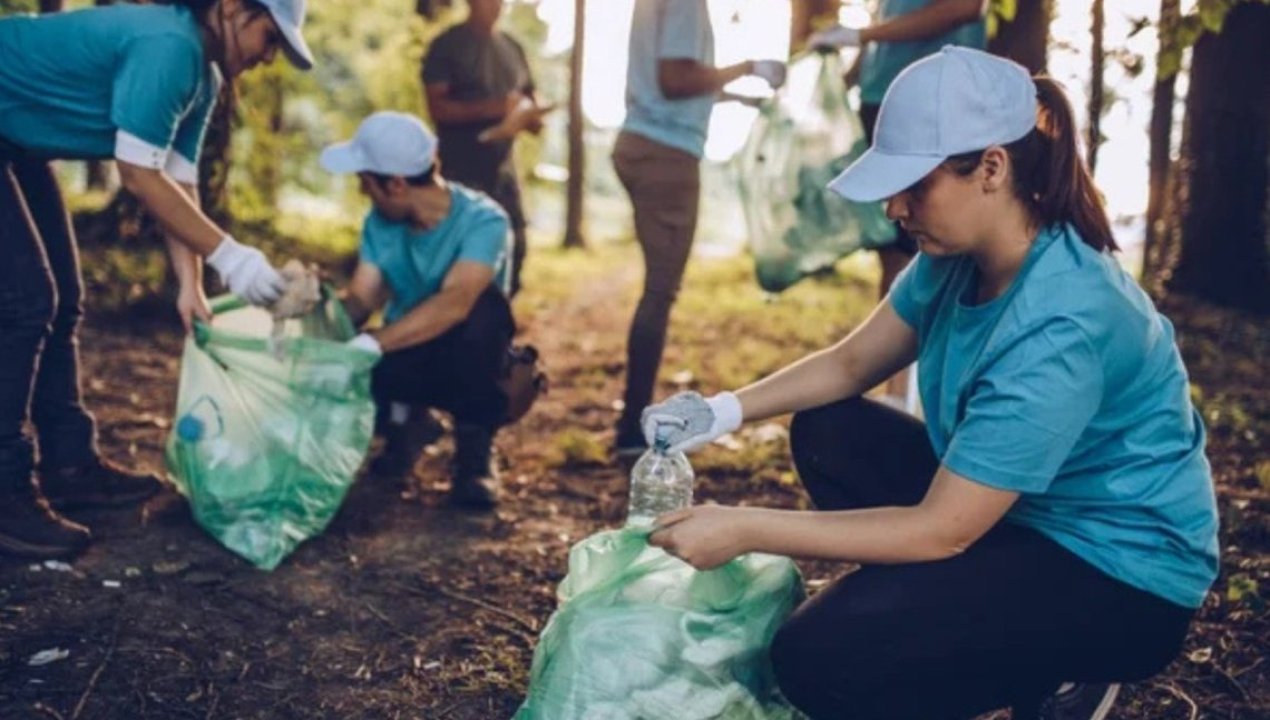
top-left (0, 248), bottom-right (1265, 719)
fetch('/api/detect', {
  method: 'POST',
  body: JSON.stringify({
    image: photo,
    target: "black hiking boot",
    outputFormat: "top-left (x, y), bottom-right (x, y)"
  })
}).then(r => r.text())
top-left (450, 423), bottom-right (499, 509)
top-left (40, 456), bottom-right (162, 511)
top-left (1037, 682), bottom-right (1120, 720)
top-left (0, 479), bottom-right (91, 559)
top-left (370, 407), bottom-right (445, 478)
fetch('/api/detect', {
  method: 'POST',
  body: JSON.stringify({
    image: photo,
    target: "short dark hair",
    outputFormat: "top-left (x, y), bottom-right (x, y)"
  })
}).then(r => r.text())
top-left (367, 163), bottom-right (437, 189)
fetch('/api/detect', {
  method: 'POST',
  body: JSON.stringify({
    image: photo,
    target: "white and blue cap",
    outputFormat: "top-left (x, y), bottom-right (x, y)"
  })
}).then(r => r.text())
top-left (319, 111), bottom-right (438, 177)
top-left (257, 0), bottom-right (314, 70)
top-left (830, 46), bottom-right (1037, 203)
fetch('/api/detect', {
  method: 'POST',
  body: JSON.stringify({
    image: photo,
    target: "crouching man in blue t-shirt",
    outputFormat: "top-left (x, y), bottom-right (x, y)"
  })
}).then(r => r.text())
top-left (321, 112), bottom-right (515, 508)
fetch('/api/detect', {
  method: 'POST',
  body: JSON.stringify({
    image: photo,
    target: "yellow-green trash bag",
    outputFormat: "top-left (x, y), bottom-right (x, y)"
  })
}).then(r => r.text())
top-left (516, 527), bottom-right (807, 720)
top-left (735, 51), bottom-right (896, 293)
top-left (164, 291), bottom-right (377, 570)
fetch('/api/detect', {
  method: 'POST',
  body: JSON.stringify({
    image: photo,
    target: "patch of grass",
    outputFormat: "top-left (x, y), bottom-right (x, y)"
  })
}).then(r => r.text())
top-left (546, 427), bottom-right (609, 469)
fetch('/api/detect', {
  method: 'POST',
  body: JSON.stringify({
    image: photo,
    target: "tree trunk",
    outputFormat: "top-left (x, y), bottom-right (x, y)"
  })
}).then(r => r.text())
top-left (1167, 2), bottom-right (1270, 313)
top-left (562, 0), bottom-right (586, 249)
top-left (37, 0), bottom-right (61, 12)
top-left (1087, 0), bottom-right (1105, 172)
top-left (987, 0), bottom-right (1052, 75)
top-left (1141, 0), bottom-right (1180, 290)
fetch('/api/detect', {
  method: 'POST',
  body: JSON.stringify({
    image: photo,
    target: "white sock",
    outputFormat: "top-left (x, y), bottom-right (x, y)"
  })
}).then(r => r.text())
top-left (390, 402), bottom-right (410, 425)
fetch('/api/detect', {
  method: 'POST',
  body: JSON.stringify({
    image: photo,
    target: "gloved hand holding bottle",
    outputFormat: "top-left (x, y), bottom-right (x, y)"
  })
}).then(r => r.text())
top-left (640, 391), bottom-right (744, 454)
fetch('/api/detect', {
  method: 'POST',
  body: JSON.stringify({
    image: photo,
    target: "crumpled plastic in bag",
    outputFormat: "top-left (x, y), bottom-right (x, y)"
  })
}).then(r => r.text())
top-left (515, 527), bottom-right (807, 720)
top-left (165, 290), bottom-right (376, 570)
top-left (734, 52), bottom-right (896, 293)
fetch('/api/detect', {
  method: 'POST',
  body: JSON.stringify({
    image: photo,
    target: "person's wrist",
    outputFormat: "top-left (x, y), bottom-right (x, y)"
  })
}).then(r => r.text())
top-left (707, 391), bottom-right (743, 434)
top-left (205, 234), bottom-right (240, 274)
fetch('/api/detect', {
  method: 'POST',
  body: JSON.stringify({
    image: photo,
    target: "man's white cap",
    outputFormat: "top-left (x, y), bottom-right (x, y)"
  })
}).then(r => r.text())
top-left (830, 46), bottom-right (1038, 203)
top-left (257, 0), bottom-right (314, 70)
top-left (319, 111), bottom-right (437, 177)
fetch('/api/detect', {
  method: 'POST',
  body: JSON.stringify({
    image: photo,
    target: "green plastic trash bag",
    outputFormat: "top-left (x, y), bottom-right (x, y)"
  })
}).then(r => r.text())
top-left (735, 51), bottom-right (896, 293)
top-left (515, 527), bottom-right (806, 720)
top-left (164, 291), bottom-right (377, 570)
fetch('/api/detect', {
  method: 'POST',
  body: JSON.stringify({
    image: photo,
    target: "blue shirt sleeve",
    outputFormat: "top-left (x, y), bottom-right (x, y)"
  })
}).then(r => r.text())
top-left (657, 0), bottom-right (709, 60)
top-left (457, 209), bottom-right (509, 270)
top-left (942, 319), bottom-right (1105, 493)
top-left (111, 34), bottom-right (204, 150)
top-left (170, 67), bottom-right (220, 165)
top-left (359, 213), bottom-right (383, 268)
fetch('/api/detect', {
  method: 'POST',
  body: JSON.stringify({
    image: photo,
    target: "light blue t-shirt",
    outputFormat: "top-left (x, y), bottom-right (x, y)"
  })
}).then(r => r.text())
top-left (859, 0), bottom-right (986, 105)
top-left (622, 0), bottom-right (715, 159)
top-left (890, 224), bottom-right (1219, 609)
top-left (0, 4), bottom-right (219, 163)
top-left (360, 183), bottom-right (511, 324)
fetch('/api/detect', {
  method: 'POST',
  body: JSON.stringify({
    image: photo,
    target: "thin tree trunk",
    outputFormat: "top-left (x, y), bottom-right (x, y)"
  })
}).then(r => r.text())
top-left (1141, 0), bottom-right (1180, 289)
top-left (562, 0), bottom-right (586, 249)
top-left (1168, 2), bottom-right (1270, 313)
top-left (987, 0), bottom-right (1052, 75)
top-left (1087, 0), bottom-right (1105, 172)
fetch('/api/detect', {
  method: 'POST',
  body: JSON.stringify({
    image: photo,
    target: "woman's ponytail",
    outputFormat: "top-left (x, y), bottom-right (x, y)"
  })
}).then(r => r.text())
top-left (945, 77), bottom-right (1117, 252)
top-left (1028, 77), bottom-right (1117, 252)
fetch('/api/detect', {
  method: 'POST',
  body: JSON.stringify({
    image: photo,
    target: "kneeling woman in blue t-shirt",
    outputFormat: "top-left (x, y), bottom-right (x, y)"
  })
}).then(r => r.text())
top-left (0, 0), bottom-right (312, 559)
top-left (642, 47), bottom-right (1218, 720)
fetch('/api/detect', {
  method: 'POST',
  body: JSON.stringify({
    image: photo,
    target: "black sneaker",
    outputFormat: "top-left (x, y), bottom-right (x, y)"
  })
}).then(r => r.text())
top-left (0, 482), bottom-right (91, 559)
top-left (450, 423), bottom-right (499, 509)
top-left (1038, 683), bottom-right (1120, 720)
top-left (40, 457), bottom-right (162, 511)
top-left (370, 407), bottom-right (445, 478)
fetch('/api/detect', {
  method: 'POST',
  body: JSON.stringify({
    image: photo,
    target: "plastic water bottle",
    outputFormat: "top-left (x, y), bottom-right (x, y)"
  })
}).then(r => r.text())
top-left (626, 426), bottom-right (695, 528)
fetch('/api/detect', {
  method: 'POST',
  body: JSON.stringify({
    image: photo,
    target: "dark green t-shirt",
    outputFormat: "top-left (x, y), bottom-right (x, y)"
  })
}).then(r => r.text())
top-left (423, 23), bottom-right (533, 189)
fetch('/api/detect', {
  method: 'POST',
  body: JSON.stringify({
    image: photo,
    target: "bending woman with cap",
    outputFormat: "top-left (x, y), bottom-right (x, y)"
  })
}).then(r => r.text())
top-left (641, 47), bottom-right (1218, 720)
top-left (0, 0), bottom-right (313, 559)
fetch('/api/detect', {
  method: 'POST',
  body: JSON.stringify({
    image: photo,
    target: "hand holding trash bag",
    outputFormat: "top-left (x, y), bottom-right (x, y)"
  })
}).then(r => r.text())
top-left (650, 505), bottom-right (756, 571)
top-left (346, 332), bottom-right (382, 357)
top-left (750, 60), bottom-right (788, 90)
top-left (809, 24), bottom-right (862, 50)
top-left (640, 391), bottom-right (743, 454)
top-left (205, 235), bottom-right (286, 305)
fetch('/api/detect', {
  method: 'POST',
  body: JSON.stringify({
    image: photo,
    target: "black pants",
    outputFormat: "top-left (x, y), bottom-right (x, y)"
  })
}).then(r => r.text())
top-left (772, 397), bottom-right (1195, 720)
top-left (0, 154), bottom-right (97, 486)
top-left (371, 286), bottom-right (514, 431)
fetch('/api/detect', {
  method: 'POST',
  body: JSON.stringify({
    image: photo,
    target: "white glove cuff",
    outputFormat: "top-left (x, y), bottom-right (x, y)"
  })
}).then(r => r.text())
top-left (349, 333), bottom-right (382, 355)
top-left (707, 392), bottom-right (743, 435)
top-left (205, 234), bottom-right (242, 275)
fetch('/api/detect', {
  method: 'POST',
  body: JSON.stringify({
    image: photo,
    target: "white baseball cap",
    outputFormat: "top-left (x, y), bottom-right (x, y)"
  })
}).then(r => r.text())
top-left (257, 0), bottom-right (314, 70)
top-left (319, 112), bottom-right (437, 177)
top-left (830, 46), bottom-right (1038, 203)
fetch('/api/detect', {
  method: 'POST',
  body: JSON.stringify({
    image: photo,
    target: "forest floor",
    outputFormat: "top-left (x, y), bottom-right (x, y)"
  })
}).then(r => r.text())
top-left (1, 245), bottom-right (1265, 719)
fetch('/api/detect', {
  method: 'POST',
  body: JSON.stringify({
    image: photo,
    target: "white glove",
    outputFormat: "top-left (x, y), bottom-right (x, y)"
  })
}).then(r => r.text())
top-left (750, 60), bottom-right (788, 91)
top-left (809, 24), bottom-right (862, 49)
top-left (346, 332), bottom-right (382, 356)
top-left (641, 391), bottom-right (743, 454)
top-left (205, 235), bottom-right (285, 306)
